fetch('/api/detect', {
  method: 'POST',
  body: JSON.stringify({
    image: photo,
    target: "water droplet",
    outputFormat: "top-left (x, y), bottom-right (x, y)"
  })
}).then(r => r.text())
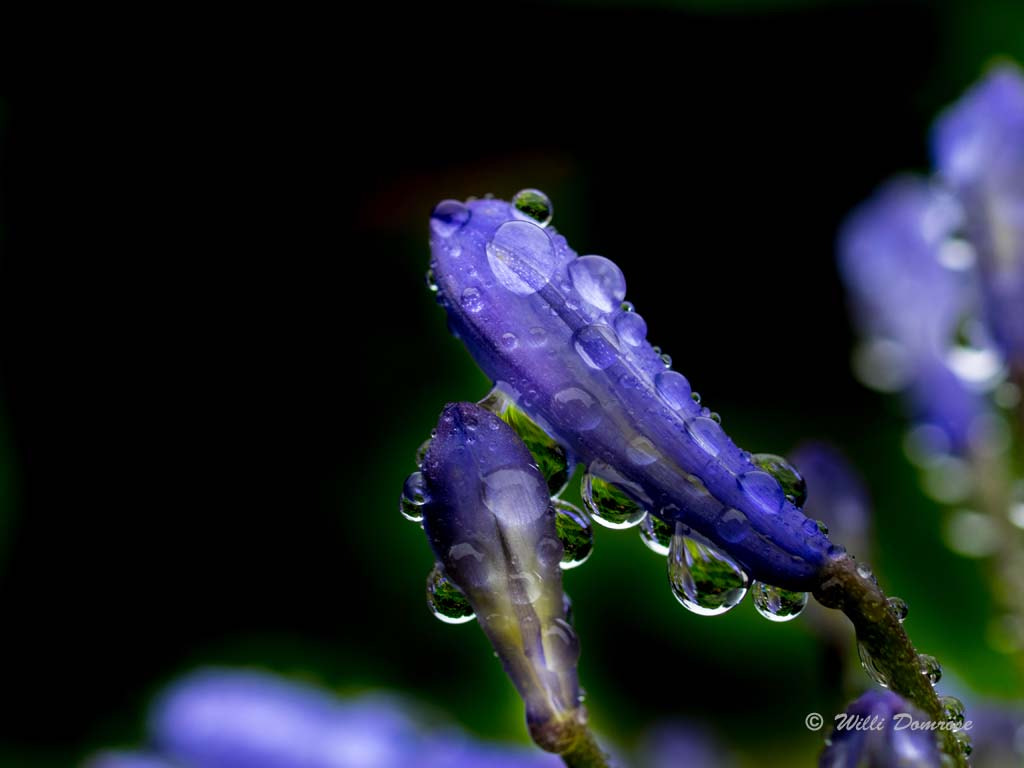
top-left (461, 287), bottom-right (484, 313)
top-left (429, 200), bottom-right (471, 238)
top-left (527, 326), bottom-right (548, 348)
top-left (816, 520), bottom-right (829, 535)
top-left (639, 514), bottom-right (674, 555)
top-left (686, 416), bottom-right (728, 458)
top-left (582, 470), bottom-right (648, 529)
top-left (751, 453), bottom-right (807, 507)
top-left (415, 438), bottom-right (432, 468)
top-left (737, 470), bottom-right (785, 514)
top-left (918, 653), bottom-right (942, 685)
top-left (751, 581), bottom-right (808, 622)
top-left (621, 301), bottom-right (635, 312)
top-left (886, 596), bottom-right (908, 622)
top-left (626, 435), bottom-right (660, 466)
top-left (509, 571), bottom-right (543, 605)
top-left (426, 564), bottom-right (475, 624)
top-left (400, 471), bottom-right (429, 522)
top-left (953, 730), bottom-right (972, 756)
top-left (857, 641), bottom-right (890, 687)
top-left (553, 499), bottom-right (593, 570)
top-left (828, 544), bottom-right (847, 559)
top-left (691, 391), bottom-right (702, 404)
top-left (940, 695), bottom-right (965, 729)
top-left (946, 317), bottom-right (1006, 390)
top-left (481, 468), bottom-right (547, 525)
top-left (511, 188), bottom-right (553, 227)
top-left (572, 323), bottom-right (620, 370)
top-left (500, 403), bottom-right (571, 495)
top-left (668, 528), bottom-right (749, 616)
top-left (655, 371), bottom-right (692, 409)
top-left (715, 508), bottom-right (750, 543)
top-left (551, 387), bottom-right (603, 432)
top-left (536, 536), bottom-right (564, 568)
top-left (856, 562), bottom-right (874, 581)
top-left (660, 352), bottom-right (672, 367)
top-left (425, 267), bottom-right (439, 292)
top-left (486, 220), bottom-right (555, 295)
top-left (613, 311), bottom-right (647, 346)
top-left (501, 332), bottom-right (518, 350)
top-left (709, 411), bottom-right (721, 424)
top-left (568, 255), bottom-right (626, 313)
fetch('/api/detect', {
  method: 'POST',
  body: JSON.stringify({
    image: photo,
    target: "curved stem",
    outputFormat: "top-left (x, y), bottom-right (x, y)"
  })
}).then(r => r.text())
top-left (559, 727), bottom-right (611, 768)
top-left (814, 555), bottom-right (968, 766)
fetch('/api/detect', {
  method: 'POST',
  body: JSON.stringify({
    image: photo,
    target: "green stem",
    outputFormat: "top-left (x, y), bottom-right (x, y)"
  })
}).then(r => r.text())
top-left (814, 555), bottom-right (968, 767)
top-left (558, 727), bottom-right (611, 768)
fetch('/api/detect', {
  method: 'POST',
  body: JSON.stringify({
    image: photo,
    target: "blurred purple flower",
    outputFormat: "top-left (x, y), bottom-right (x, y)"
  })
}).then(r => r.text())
top-left (790, 442), bottom-right (871, 559)
top-left (933, 65), bottom-right (1024, 369)
top-left (420, 402), bottom-right (583, 752)
top-left (429, 195), bottom-right (831, 591)
top-left (820, 690), bottom-right (942, 768)
top-left (966, 703), bottom-right (1024, 767)
top-left (637, 722), bottom-right (736, 768)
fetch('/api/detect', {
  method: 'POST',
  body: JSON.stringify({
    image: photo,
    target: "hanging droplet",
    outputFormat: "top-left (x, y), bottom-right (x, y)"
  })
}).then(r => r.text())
top-left (426, 564), bottom-right (475, 624)
top-left (572, 323), bottom-right (620, 370)
top-left (553, 499), bottom-right (594, 569)
top-left (568, 255), bottom-right (627, 313)
top-left (751, 582), bottom-right (808, 622)
top-left (582, 470), bottom-right (647, 529)
top-left (953, 730), bottom-right (972, 756)
top-left (709, 412), bottom-right (721, 424)
top-left (918, 653), bottom-right (942, 685)
top-left (639, 514), bottom-right (674, 555)
top-left (425, 267), bottom-right (439, 293)
top-left (660, 352), bottom-right (672, 368)
top-left (751, 453), bottom-right (807, 507)
top-left (667, 526), bottom-right (749, 616)
top-left (511, 188), bottom-right (553, 227)
top-left (857, 641), bottom-right (890, 687)
top-left (886, 597), bottom-right (908, 623)
top-left (940, 695), bottom-right (965, 729)
top-left (500, 401), bottom-right (572, 495)
top-left (415, 438), bottom-right (432, 468)
top-left (655, 371), bottom-right (692, 410)
top-left (486, 220), bottom-right (555, 296)
top-left (856, 562), bottom-right (874, 581)
top-left (691, 391), bottom-right (701, 404)
top-left (430, 200), bottom-right (471, 238)
top-left (613, 311), bottom-right (647, 347)
top-left (400, 471), bottom-right (429, 522)
top-left (737, 470), bottom-right (785, 515)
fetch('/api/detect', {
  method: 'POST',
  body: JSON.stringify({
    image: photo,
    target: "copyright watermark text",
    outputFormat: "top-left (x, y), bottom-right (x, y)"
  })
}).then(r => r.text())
top-left (804, 712), bottom-right (972, 732)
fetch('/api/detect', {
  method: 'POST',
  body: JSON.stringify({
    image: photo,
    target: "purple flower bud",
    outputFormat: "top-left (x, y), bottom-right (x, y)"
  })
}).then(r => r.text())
top-left (420, 402), bottom-right (583, 752)
top-left (933, 65), bottom-right (1024, 368)
top-left (838, 179), bottom-right (986, 450)
top-left (789, 442), bottom-right (871, 558)
top-left (428, 197), bottom-right (832, 590)
top-left (821, 690), bottom-right (942, 768)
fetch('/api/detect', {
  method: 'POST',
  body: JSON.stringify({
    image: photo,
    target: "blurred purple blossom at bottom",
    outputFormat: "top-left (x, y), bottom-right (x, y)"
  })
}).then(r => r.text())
top-left (87, 669), bottom-right (562, 768)
top-left (820, 690), bottom-right (941, 768)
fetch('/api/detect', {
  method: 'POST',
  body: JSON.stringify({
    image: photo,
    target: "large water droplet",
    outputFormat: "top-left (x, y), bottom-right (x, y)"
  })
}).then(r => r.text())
top-left (918, 653), bottom-right (942, 685)
top-left (715, 508), bottom-right (750, 543)
top-left (626, 435), bottom-right (660, 466)
top-left (430, 200), bottom-right (471, 238)
top-left (511, 188), bottom-right (553, 227)
top-left (481, 468), bottom-right (547, 525)
top-left (400, 471), bottom-right (429, 522)
top-left (614, 311), bottom-right (647, 346)
top-left (752, 453), bottom-right (807, 507)
top-left (501, 402), bottom-right (572, 494)
top-left (887, 596), bottom-right (909, 623)
top-left (940, 695), bottom-right (965, 729)
top-left (553, 499), bottom-right (594, 569)
top-left (572, 323), bottom-right (620, 370)
top-left (857, 641), bottom-right (890, 687)
top-left (751, 581), bottom-right (808, 622)
top-left (685, 416), bottom-right (729, 458)
top-left (667, 527), bottom-right (749, 616)
top-left (639, 514), bottom-right (674, 555)
top-left (486, 220), bottom-right (555, 296)
top-left (738, 470), bottom-right (785, 514)
top-left (551, 387), bottom-right (603, 432)
top-left (568, 255), bottom-right (626, 313)
top-left (582, 469), bottom-right (648, 529)
top-left (655, 371), bottom-right (692, 410)
top-left (415, 438), bottom-right (432, 468)
top-left (426, 564), bottom-right (475, 624)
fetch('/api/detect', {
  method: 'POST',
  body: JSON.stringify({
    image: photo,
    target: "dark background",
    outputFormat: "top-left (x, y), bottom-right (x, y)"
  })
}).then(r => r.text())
top-left (1, 1), bottom-right (1021, 764)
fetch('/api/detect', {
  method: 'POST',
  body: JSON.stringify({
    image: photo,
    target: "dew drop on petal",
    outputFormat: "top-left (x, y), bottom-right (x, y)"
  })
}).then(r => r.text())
top-left (568, 255), bottom-right (627, 313)
top-left (426, 564), bottom-right (475, 624)
top-left (918, 653), bottom-right (942, 685)
top-left (553, 499), bottom-right (594, 570)
top-left (572, 323), bottom-right (620, 370)
top-left (738, 470), bottom-right (785, 515)
top-left (752, 453), bottom-right (807, 507)
top-left (751, 581), bottom-right (808, 622)
top-left (461, 287), bottom-right (484, 313)
top-left (715, 508), bottom-right (750, 543)
top-left (430, 200), bottom-right (471, 238)
top-left (400, 471), bottom-right (429, 522)
top-left (668, 527), bottom-right (749, 616)
top-left (887, 596), bottom-right (909, 622)
top-left (686, 416), bottom-right (728, 458)
top-left (486, 220), bottom-right (556, 296)
top-left (511, 188), bottom-right (553, 227)
top-left (613, 311), bottom-right (648, 347)
top-left (551, 387), bottom-right (603, 432)
top-left (655, 371), bottom-right (693, 410)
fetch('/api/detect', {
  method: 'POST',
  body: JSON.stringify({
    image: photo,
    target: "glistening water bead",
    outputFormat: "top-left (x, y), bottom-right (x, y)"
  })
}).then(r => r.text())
top-left (400, 471), bottom-right (429, 523)
top-left (426, 564), bottom-right (475, 625)
top-left (639, 514), bottom-right (674, 555)
top-left (553, 499), bottom-right (594, 569)
top-left (857, 642), bottom-right (890, 688)
top-left (668, 525), bottom-right (750, 616)
top-left (582, 470), bottom-right (648, 529)
top-left (751, 453), bottom-right (808, 507)
top-left (751, 581), bottom-right (808, 622)
top-left (511, 188), bottom-right (553, 227)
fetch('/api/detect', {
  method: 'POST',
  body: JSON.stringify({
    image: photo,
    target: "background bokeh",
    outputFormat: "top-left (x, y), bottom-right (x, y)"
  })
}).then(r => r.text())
top-left (1, 1), bottom-right (1022, 764)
